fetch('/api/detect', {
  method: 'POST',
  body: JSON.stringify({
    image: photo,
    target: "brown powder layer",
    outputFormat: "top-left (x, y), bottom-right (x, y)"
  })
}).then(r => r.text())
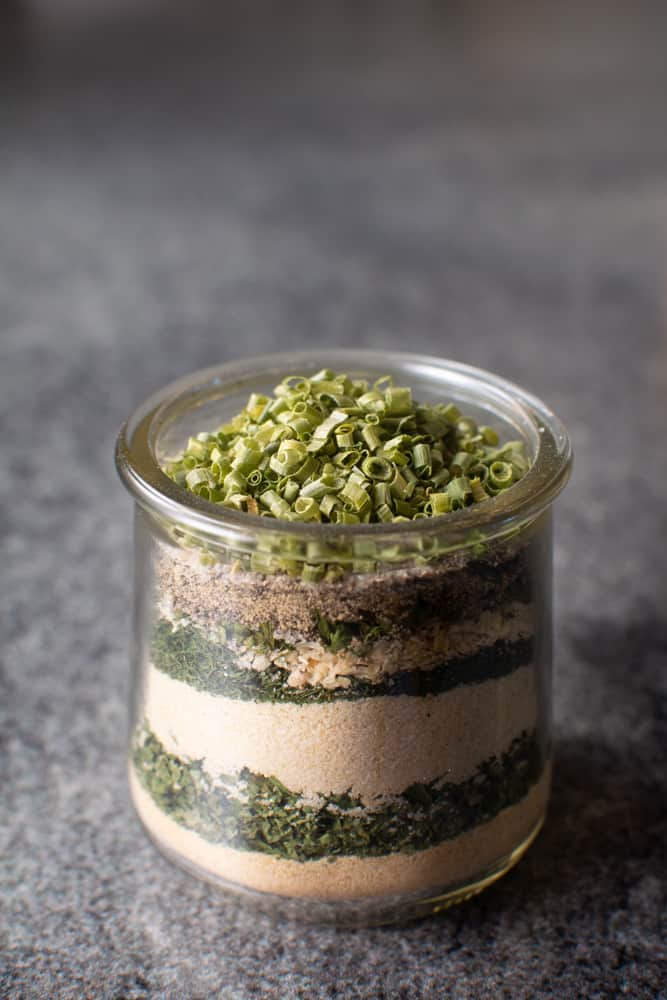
top-left (142, 662), bottom-right (540, 799)
top-left (129, 764), bottom-right (550, 900)
top-left (153, 532), bottom-right (535, 635)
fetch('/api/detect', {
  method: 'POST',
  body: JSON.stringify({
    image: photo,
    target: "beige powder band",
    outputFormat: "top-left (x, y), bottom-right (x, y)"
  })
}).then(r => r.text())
top-left (130, 764), bottom-right (550, 900)
top-left (142, 663), bottom-right (540, 799)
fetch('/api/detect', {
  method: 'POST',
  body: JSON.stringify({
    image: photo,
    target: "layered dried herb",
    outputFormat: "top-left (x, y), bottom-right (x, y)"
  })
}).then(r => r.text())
top-left (314, 613), bottom-right (391, 652)
top-left (151, 617), bottom-right (534, 703)
top-left (133, 727), bottom-right (544, 860)
top-left (163, 370), bottom-right (529, 523)
top-left (151, 619), bottom-right (292, 702)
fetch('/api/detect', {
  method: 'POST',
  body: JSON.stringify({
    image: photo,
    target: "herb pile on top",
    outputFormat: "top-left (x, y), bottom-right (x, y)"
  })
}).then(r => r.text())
top-left (163, 369), bottom-right (530, 525)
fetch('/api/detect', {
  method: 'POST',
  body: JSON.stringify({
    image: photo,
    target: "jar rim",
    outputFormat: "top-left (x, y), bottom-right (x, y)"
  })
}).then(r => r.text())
top-left (115, 350), bottom-right (572, 553)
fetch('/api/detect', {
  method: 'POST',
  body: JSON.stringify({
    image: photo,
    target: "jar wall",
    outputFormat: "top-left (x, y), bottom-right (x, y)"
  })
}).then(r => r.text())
top-left (127, 506), bottom-right (554, 924)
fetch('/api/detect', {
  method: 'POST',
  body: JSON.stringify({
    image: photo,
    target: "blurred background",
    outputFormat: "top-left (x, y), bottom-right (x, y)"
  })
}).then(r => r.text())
top-left (2, 2), bottom-right (666, 998)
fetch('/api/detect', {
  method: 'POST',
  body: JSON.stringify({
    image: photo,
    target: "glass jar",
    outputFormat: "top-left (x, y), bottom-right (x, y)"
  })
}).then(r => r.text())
top-left (115, 351), bottom-right (571, 925)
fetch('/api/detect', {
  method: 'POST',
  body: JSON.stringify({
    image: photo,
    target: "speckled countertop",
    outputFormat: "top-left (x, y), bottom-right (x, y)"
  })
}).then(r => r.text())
top-left (2, 2), bottom-right (666, 997)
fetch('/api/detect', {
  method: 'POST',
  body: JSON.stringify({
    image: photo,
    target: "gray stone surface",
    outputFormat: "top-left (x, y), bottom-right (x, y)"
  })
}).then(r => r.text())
top-left (1, 2), bottom-right (666, 997)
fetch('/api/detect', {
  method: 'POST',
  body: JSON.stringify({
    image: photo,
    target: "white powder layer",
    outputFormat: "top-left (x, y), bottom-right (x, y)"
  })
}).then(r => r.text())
top-left (129, 764), bottom-right (550, 901)
top-left (142, 663), bottom-right (539, 799)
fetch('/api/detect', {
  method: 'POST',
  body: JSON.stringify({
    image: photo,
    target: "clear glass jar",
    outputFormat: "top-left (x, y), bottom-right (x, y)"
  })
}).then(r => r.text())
top-left (115, 351), bottom-right (571, 925)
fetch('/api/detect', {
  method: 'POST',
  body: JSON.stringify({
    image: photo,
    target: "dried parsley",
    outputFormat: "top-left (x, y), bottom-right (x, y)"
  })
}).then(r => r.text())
top-left (150, 618), bottom-right (534, 703)
top-left (315, 613), bottom-right (393, 652)
top-left (133, 727), bottom-right (544, 861)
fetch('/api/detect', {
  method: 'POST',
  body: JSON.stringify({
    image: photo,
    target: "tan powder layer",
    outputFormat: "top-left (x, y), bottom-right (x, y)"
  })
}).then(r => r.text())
top-left (142, 663), bottom-right (539, 799)
top-left (154, 532), bottom-right (532, 634)
top-left (129, 764), bottom-right (550, 900)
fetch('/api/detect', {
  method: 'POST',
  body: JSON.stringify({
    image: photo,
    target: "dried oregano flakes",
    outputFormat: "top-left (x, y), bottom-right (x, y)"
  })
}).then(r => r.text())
top-left (162, 369), bottom-right (530, 526)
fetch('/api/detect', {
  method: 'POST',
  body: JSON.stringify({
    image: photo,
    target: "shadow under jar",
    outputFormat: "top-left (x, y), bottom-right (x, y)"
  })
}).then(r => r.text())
top-left (115, 351), bottom-right (571, 925)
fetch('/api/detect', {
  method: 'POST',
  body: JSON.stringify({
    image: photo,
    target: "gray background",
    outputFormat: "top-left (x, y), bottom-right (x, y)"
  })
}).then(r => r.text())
top-left (1, 2), bottom-right (666, 997)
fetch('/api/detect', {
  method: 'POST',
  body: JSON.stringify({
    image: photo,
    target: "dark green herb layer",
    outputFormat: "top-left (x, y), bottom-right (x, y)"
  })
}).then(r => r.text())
top-left (133, 727), bottom-right (543, 861)
top-left (151, 618), bottom-right (534, 703)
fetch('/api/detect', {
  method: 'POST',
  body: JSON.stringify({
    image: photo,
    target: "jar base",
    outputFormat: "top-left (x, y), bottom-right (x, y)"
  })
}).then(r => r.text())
top-left (407, 819), bottom-right (543, 919)
top-left (130, 770), bottom-right (545, 926)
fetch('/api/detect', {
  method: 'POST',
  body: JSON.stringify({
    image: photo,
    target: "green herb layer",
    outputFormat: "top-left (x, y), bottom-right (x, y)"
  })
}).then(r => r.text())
top-left (133, 727), bottom-right (543, 861)
top-left (151, 618), bottom-right (534, 703)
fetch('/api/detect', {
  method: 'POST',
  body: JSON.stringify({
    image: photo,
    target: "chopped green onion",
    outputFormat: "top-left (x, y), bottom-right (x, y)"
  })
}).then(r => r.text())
top-left (389, 468), bottom-right (409, 500)
top-left (488, 461), bottom-right (514, 489)
top-left (373, 482), bottom-right (391, 508)
top-left (470, 476), bottom-right (489, 502)
top-left (340, 480), bottom-right (371, 513)
top-left (185, 468), bottom-right (216, 490)
top-left (361, 424), bottom-right (382, 452)
top-left (394, 499), bottom-right (415, 517)
top-left (299, 477), bottom-right (336, 500)
top-left (447, 476), bottom-right (473, 509)
top-left (333, 449), bottom-right (361, 469)
top-left (301, 563), bottom-right (325, 582)
top-left (223, 470), bottom-right (247, 494)
top-left (361, 456), bottom-right (393, 481)
top-left (357, 390), bottom-right (386, 413)
top-left (163, 368), bottom-right (530, 532)
top-left (376, 503), bottom-right (394, 522)
top-left (450, 451), bottom-right (475, 474)
top-left (258, 489), bottom-right (291, 518)
top-left (185, 437), bottom-right (210, 460)
top-left (293, 497), bottom-right (321, 521)
top-left (427, 492), bottom-right (450, 515)
top-left (332, 510), bottom-right (361, 524)
top-left (430, 468), bottom-right (451, 488)
top-left (335, 424), bottom-right (356, 449)
top-left (411, 443), bottom-right (432, 476)
top-left (310, 368), bottom-right (336, 382)
top-left (319, 494), bottom-right (340, 519)
top-left (384, 386), bottom-right (412, 416)
top-left (479, 425), bottom-right (499, 445)
top-left (456, 417), bottom-right (478, 436)
top-left (282, 479), bottom-right (300, 504)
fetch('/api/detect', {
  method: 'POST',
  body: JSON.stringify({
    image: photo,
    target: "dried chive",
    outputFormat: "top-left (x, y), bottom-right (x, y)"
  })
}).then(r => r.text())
top-left (162, 370), bottom-right (530, 525)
